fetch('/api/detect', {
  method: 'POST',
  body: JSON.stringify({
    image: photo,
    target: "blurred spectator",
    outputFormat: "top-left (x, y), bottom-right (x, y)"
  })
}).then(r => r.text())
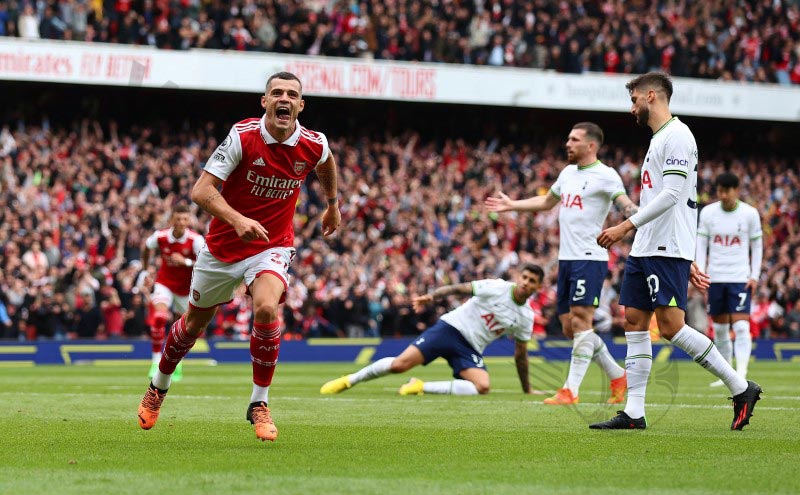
top-left (3, 1), bottom-right (800, 85)
top-left (17, 4), bottom-right (40, 39)
top-left (0, 113), bottom-right (798, 342)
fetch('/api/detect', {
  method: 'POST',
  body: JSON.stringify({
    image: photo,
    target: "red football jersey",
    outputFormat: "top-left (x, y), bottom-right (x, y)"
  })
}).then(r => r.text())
top-left (203, 116), bottom-right (329, 263)
top-left (145, 228), bottom-right (204, 295)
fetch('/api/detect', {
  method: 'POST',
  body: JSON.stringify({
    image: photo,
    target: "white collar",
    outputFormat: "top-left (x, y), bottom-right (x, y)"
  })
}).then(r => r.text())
top-left (169, 228), bottom-right (188, 243)
top-left (260, 114), bottom-right (302, 146)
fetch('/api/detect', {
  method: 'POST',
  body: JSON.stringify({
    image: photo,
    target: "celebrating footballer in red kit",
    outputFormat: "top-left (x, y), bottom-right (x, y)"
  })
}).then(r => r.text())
top-left (141, 204), bottom-right (204, 381)
top-left (137, 71), bottom-right (341, 442)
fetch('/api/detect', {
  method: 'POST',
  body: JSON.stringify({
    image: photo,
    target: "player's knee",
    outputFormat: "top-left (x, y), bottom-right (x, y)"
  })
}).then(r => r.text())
top-left (152, 311), bottom-right (170, 328)
top-left (253, 301), bottom-right (280, 323)
top-left (475, 382), bottom-right (490, 394)
top-left (623, 314), bottom-right (645, 332)
top-left (184, 309), bottom-right (214, 336)
top-left (390, 358), bottom-right (412, 373)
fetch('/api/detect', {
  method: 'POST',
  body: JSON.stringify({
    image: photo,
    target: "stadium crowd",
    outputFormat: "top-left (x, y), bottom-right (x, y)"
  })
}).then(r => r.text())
top-left (2, 0), bottom-right (800, 84)
top-left (1, 117), bottom-right (798, 342)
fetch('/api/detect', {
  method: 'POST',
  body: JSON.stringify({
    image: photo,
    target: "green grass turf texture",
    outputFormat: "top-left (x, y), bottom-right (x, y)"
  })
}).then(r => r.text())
top-left (1, 359), bottom-right (798, 495)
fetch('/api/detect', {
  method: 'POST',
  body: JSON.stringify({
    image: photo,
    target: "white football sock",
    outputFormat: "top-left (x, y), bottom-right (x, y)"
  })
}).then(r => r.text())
top-left (250, 385), bottom-right (269, 404)
top-left (151, 369), bottom-right (171, 390)
top-left (712, 322), bottom-right (732, 364)
top-left (670, 325), bottom-right (747, 396)
top-left (565, 329), bottom-right (595, 396)
top-left (423, 380), bottom-right (479, 395)
top-left (623, 331), bottom-right (651, 419)
top-left (588, 331), bottom-right (625, 380)
top-left (152, 351), bottom-right (162, 363)
top-left (732, 320), bottom-right (752, 378)
top-left (348, 357), bottom-right (394, 385)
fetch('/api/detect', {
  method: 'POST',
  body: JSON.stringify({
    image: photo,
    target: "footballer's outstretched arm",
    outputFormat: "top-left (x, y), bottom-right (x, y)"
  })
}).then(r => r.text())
top-left (411, 282), bottom-right (474, 313)
top-left (191, 171), bottom-right (269, 243)
top-left (514, 339), bottom-right (532, 394)
top-left (485, 190), bottom-right (560, 213)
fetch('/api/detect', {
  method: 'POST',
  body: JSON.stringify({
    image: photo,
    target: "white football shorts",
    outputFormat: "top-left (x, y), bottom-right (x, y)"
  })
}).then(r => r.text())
top-left (188, 245), bottom-right (295, 309)
top-left (151, 282), bottom-right (190, 315)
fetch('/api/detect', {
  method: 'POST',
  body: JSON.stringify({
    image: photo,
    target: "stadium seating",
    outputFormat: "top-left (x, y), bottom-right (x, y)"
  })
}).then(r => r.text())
top-left (1, 0), bottom-right (799, 84)
top-left (0, 118), bottom-right (798, 341)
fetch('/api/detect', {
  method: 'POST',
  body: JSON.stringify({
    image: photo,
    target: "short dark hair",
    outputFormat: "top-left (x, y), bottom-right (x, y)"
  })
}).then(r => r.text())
top-left (266, 71), bottom-right (303, 93)
top-left (572, 122), bottom-right (604, 146)
top-left (625, 72), bottom-right (673, 102)
top-left (173, 204), bottom-right (191, 215)
top-left (715, 172), bottom-right (740, 189)
top-left (521, 263), bottom-right (545, 282)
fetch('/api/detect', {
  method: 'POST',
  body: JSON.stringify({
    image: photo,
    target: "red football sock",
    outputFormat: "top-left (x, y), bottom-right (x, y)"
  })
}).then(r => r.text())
top-left (158, 315), bottom-right (197, 375)
top-left (152, 310), bottom-right (170, 328)
top-left (251, 321), bottom-right (281, 387)
top-left (150, 325), bottom-right (166, 354)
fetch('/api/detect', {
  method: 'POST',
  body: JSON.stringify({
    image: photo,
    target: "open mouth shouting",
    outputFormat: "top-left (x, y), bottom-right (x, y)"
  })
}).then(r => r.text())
top-left (275, 106), bottom-right (292, 124)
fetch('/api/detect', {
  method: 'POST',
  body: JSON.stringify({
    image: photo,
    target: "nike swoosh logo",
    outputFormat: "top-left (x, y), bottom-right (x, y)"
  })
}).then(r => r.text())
top-left (572, 296), bottom-right (584, 301)
top-left (138, 414), bottom-right (146, 425)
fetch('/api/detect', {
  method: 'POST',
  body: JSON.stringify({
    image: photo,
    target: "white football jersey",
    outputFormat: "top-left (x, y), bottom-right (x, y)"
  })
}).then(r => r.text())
top-left (550, 161), bottom-right (626, 261)
top-left (441, 279), bottom-right (534, 354)
top-left (631, 117), bottom-right (698, 260)
top-left (697, 201), bottom-right (762, 282)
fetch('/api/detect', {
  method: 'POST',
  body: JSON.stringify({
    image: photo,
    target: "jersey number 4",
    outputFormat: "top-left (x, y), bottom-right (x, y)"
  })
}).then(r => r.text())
top-left (642, 170), bottom-right (653, 189)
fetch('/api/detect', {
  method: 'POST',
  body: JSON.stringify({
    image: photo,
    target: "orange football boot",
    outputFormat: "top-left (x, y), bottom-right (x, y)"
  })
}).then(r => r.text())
top-left (607, 373), bottom-right (627, 404)
top-left (543, 388), bottom-right (579, 405)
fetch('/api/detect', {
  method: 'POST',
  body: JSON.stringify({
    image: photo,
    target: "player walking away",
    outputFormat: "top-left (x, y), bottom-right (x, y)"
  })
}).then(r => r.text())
top-left (486, 122), bottom-right (637, 406)
top-left (141, 205), bottom-right (204, 381)
top-left (696, 172), bottom-right (762, 387)
top-left (593, 72), bottom-right (762, 430)
top-left (320, 265), bottom-right (544, 397)
top-left (137, 72), bottom-right (341, 442)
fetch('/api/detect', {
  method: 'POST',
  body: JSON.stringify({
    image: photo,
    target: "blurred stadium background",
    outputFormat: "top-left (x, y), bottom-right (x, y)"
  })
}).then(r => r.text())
top-left (3, 3), bottom-right (800, 495)
top-left (1, 0), bottom-right (799, 362)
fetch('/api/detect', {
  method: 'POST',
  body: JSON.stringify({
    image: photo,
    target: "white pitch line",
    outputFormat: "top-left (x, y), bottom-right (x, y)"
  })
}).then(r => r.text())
top-left (2, 391), bottom-right (797, 412)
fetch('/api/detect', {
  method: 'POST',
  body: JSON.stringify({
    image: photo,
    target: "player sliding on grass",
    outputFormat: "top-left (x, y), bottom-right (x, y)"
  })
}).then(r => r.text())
top-left (320, 264), bottom-right (543, 396)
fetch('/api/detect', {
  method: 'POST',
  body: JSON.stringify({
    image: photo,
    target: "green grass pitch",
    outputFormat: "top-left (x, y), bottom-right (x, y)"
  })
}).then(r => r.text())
top-left (1, 359), bottom-right (798, 495)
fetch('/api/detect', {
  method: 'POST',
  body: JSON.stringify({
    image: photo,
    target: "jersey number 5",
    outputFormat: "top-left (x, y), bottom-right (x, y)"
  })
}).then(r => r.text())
top-left (642, 170), bottom-right (653, 189)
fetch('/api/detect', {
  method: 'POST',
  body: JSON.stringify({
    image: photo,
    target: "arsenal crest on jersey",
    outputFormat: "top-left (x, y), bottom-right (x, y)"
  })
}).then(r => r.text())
top-left (293, 160), bottom-right (307, 174)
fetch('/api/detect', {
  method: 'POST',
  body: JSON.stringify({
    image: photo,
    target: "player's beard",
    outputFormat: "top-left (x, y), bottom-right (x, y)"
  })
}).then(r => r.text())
top-left (636, 106), bottom-right (650, 127)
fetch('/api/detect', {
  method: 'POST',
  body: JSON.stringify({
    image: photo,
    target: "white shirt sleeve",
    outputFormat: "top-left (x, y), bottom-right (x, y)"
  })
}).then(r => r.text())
top-left (471, 279), bottom-right (506, 298)
top-left (144, 232), bottom-right (159, 250)
top-left (192, 234), bottom-right (204, 255)
top-left (695, 208), bottom-right (709, 269)
top-left (749, 209), bottom-right (763, 281)
top-left (629, 173), bottom-right (684, 228)
top-left (661, 132), bottom-right (695, 178)
top-left (204, 127), bottom-right (243, 181)
top-left (549, 169), bottom-right (564, 198)
top-left (316, 132), bottom-right (330, 166)
top-left (607, 170), bottom-right (626, 200)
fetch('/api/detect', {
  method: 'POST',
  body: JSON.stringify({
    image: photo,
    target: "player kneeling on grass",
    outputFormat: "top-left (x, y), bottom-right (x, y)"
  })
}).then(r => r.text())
top-left (321, 264), bottom-right (544, 396)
